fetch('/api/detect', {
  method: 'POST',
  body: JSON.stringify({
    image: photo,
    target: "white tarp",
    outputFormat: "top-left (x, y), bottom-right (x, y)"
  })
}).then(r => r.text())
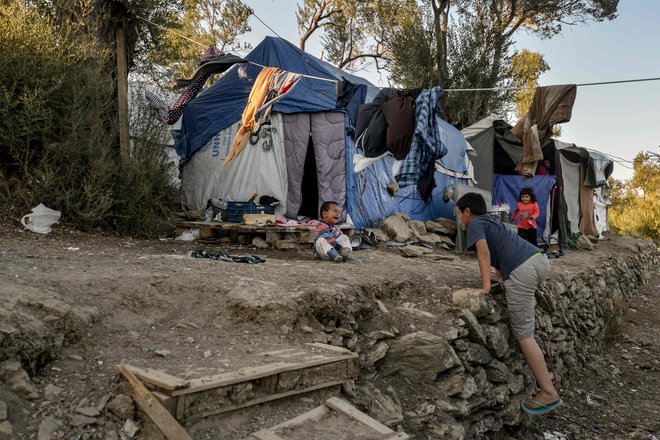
top-left (181, 112), bottom-right (287, 215)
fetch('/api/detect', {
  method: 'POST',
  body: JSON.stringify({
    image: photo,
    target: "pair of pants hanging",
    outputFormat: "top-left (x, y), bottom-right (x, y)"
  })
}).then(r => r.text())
top-left (282, 112), bottom-right (346, 220)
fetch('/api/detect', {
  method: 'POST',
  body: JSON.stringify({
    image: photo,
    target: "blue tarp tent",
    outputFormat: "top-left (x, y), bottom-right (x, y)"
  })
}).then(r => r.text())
top-left (175, 36), bottom-right (374, 160)
top-left (177, 36), bottom-right (470, 229)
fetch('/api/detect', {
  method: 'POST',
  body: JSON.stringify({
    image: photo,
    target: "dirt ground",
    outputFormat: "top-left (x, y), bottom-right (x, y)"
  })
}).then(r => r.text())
top-left (0, 222), bottom-right (658, 439)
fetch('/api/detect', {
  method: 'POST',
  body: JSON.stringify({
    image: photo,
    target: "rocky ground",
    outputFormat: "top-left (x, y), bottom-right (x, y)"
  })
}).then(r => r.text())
top-left (0, 220), bottom-right (658, 439)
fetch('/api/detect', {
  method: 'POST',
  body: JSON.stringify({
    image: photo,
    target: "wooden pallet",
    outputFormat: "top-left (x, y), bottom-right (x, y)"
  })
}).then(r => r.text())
top-left (247, 397), bottom-right (409, 440)
top-left (176, 220), bottom-right (354, 244)
top-left (125, 343), bottom-right (359, 422)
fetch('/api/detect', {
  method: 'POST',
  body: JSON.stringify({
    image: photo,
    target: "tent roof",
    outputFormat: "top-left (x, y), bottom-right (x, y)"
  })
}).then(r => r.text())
top-left (175, 37), bottom-right (374, 159)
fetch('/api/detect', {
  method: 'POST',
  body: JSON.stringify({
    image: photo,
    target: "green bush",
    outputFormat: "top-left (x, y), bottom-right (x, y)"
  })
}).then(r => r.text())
top-left (0, 1), bottom-right (174, 236)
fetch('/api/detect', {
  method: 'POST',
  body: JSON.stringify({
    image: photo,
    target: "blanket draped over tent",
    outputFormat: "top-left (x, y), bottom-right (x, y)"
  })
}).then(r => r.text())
top-left (511, 85), bottom-right (577, 177)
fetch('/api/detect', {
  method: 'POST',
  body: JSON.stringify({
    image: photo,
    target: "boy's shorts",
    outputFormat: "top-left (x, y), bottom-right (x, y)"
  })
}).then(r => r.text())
top-left (503, 253), bottom-right (550, 340)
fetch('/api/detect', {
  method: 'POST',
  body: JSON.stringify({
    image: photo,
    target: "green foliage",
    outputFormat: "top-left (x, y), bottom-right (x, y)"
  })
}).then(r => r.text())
top-left (0, 1), bottom-right (175, 237)
top-left (300, 0), bottom-right (619, 128)
top-left (609, 152), bottom-right (660, 240)
top-left (510, 49), bottom-right (549, 119)
top-left (144, 0), bottom-right (253, 82)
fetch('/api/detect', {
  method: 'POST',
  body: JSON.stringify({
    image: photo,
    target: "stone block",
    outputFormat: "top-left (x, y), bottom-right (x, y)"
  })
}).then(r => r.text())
top-left (483, 324), bottom-right (509, 358)
top-left (451, 289), bottom-right (492, 318)
top-left (385, 331), bottom-right (461, 381)
top-left (382, 214), bottom-right (412, 243)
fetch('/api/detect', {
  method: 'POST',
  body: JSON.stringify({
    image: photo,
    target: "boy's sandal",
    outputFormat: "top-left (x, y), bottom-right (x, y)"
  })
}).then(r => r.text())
top-left (520, 399), bottom-right (562, 415)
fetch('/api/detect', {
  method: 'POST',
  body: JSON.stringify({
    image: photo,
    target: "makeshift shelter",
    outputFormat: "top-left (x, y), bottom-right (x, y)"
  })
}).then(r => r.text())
top-left (462, 115), bottom-right (614, 246)
top-left (176, 37), bottom-right (471, 228)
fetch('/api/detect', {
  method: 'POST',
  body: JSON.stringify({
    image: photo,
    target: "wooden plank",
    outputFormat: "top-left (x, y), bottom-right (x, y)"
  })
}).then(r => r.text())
top-left (176, 395), bottom-right (186, 420)
top-left (325, 397), bottom-right (393, 435)
top-left (125, 364), bottom-right (190, 392)
top-left (243, 214), bottom-right (276, 225)
top-left (173, 354), bottom-right (357, 396)
top-left (265, 405), bottom-right (330, 430)
top-left (152, 391), bottom-right (177, 415)
top-left (305, 342), bottom-right (353, 355)
top-left (251, 431), bottom-right (287, 440)
top-left (117, 364), bottom-right (193, 440)
top-left (189, 381), bottom-right (344, 420)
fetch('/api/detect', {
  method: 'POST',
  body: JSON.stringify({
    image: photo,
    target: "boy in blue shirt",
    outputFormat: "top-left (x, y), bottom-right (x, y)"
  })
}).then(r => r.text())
top-left (456, 192), bottom-right (561, 415)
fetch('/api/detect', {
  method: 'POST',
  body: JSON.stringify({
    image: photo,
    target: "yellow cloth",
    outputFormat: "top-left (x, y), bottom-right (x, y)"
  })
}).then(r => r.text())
top-left (224, 67), bottom-right (281, 166)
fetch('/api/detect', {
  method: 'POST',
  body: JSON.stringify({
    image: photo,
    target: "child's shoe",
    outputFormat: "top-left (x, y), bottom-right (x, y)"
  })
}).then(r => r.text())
top-left (340, 247), bottom-right (351, 262)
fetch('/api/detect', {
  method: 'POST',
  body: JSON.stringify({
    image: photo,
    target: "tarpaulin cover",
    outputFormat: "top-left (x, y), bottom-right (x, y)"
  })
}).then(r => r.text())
top-left (175, 37), bottom-right (373, 159)
top-left (346, 114), bottom-right (467, 229)
top-left (492, 174), bottom-right (557, 239)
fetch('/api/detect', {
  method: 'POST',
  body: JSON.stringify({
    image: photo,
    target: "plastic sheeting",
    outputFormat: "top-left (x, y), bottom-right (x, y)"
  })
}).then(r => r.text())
top-left (345, 114), bottom-right (466, 229)
top-left (492, 174), bottom-right (557, 239)
top-left (175, 37), bottom-right (374, 159)
top-left (180, 113), bottom-right (287, 215)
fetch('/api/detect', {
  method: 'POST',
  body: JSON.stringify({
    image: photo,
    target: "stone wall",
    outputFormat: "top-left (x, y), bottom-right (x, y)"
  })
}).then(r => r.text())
top-left (347, 239), bottom-right (659, 439)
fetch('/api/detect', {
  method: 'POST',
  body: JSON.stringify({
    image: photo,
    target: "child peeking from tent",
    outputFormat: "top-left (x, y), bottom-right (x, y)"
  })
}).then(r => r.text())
top-left (456, 193), bottom-right (561, 416)
top-left (313, 201), bottom-right (352, 263)
top-left (512, 187), bottom-right (540, 246)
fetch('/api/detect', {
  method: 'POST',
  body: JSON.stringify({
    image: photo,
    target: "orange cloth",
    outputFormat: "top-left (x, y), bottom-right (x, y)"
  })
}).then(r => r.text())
top-left (224, 67), bottom-right (281, 166)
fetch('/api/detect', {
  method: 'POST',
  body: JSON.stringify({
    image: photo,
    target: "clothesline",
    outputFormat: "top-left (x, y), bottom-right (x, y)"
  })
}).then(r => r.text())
top-left (444, 76), bottom-right (660, 92)
top-left (135, 14), bottom-right (660, 92)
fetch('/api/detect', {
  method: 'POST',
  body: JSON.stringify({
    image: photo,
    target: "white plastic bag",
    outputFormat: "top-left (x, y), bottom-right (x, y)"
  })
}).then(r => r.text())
top-left (175, 228), bottom-right (200, 241)
top-left (21, 203), bottom-right (61, 234)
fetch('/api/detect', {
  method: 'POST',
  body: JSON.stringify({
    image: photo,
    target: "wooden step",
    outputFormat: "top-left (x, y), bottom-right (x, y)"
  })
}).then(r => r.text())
top-left (125, 343), bottom-right (359, 422)
top-left (246, 397), bottom-right (410, 440)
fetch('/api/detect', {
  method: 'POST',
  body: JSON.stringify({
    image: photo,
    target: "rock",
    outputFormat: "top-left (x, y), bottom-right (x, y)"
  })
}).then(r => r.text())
top-left (436, 373), bottom-right (466, 397)
top-left (104, 429), bottom-right (120, 440)
top-left (427, 420), bottom-right (465, 440)
top-left (365, 227), bottom-right (389, 242)
top-left (456, 309), bottom-right (487, 345)
top-left (399, 245), bottom-right (432, 258)
top-left (459, 375), bottom-right (478, 399)
top-left (451, 289), bottom-right (492, 318)
top-left (465, 343), bottom-right (492, 365)
top-left (0, 401), bottom-right (6, 421)
top-left (486, 359), bottom-right (512, 383)
top-left (385, 331), bottom-right (461, 381)
top-left (363, 342), bottom-right (389, 368)
top-left (395, 307), bottom-right (436, 319)
top-left (38, 416), bottom-right (64, 440)
top-left (367, 330), bottom-right (395, 340)
top-left (123, 419), bottom-right (140, 438)
top-left (431, 218), bottom-right (458, 235)
top-left (154, 349), bottom-right (170, 357)
top-left (407, 220), bottom-right (427, 238)
top-left (507, 374), bottom-right (524, 394)
top-left (483, 324), bottom-right (509, 358)
top-left (404, 403), bottom-right (436, 431)
top-left (419, 233), bottom-right (442, 247)
top-left (107, 394), bottom-right (135, 420)
top-left (434, 398), bottom-right (470, 417)
top-left (356, 384), bottom-right (403, 427)
top-left (382, 213), bottom-right (412, 243)
top-left (44, 384), bottom-right (64, 400)
top-left (577, 234), bottom-right (594, 250)
top-left (76, 406), bottom-right (101, 417)
top-left (8, 368), bottom-right (39, 399)
top-left (252, 236), bottom-right (269, 249)
top-left (69, 414), bottom-right (97, 427)
top-left (0, 420), bottom-right (12, 436)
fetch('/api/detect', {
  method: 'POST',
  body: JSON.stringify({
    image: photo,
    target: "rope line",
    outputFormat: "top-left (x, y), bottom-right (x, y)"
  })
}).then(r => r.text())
top-left (134, 14), bottom-right (660, 93)
top-left (444, 76), bottom-right (660, 92)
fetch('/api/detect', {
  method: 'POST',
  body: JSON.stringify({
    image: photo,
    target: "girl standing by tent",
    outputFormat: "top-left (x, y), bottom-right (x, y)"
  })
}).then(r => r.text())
top-left (512, 188), bottom-right (540, 247)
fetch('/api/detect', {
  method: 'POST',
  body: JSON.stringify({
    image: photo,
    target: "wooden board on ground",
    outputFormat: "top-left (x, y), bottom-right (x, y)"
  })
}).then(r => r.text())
top-left (116, 364), bottom-right (193, 440)
top-left (175, 220), bottom-right (354, 244)
top-left (138, 343), bottom-right (358, 422)
top-left (246, 397), bottom-right (410, 440)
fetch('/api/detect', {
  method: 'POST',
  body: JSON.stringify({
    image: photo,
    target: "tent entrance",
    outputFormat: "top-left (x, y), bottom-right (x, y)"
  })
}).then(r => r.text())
top-left (298, 135), bottom-right (319, 220)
